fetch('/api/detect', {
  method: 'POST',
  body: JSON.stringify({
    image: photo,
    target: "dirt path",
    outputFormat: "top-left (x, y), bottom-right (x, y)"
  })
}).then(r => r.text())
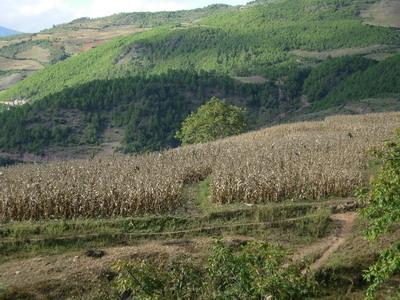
top-left (0, 236), bottom-right (253, 291)
top-left (293, 212), bottom-right (356, 272)
top-left (0, 212), bottom-right (356, 294)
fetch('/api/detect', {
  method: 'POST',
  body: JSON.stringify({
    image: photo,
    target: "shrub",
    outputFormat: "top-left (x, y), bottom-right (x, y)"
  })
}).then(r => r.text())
top-left (175, 97), bottom-right (247, 145)
top-left (358, 129), bottom-right (400, 299)
top-left (113, 241), bottom-right (316, 299)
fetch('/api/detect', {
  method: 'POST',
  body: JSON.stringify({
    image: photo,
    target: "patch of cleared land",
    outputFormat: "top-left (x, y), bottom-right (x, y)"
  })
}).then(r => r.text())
top-left (234, 75), bottom-right (268, 84)
top-left (15, 45), bottom-right (51, 63)
top-left (0, 56), bottom-right (43, 71)
top-left (0, 73), bottom-right (25, 90)
top-left (0, 41), bottom-right (9, 49)
top-left (291, 44), bottom-right (389, 60)
top-left (32, 26), bottom-right (146, 55)
top-left (361, 0), bottom-right (400, 28)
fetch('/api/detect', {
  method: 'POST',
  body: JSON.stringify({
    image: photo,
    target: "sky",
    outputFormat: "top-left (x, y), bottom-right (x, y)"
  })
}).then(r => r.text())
top-left (1, 0), bottom-right (249, 33)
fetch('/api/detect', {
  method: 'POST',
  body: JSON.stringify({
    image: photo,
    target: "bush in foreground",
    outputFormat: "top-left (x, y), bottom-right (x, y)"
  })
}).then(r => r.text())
top-left (113, 241), bottom-right (316, 299)
top-left (358, 129), bottom-right (400, 299)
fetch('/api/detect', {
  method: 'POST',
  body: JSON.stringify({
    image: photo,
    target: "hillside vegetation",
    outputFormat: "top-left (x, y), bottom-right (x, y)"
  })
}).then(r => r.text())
top-left (0, 5), bottom-right (232, 92)
top-left (0, 0), bottom-right (399, 155)
top-left (1, 0), bottom-right (399, 102)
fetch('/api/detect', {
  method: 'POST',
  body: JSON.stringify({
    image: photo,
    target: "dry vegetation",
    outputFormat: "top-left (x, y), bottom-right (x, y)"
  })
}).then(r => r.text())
top-left (0, 56), bottom-right (43, 71)
top-left (360, 0), bottom-right (400, 28)
top-left (1, 112), bottom-right (399, 222)
top-left (290, 45), bottom-right (389, 60)
top-left (15, 46), bottom-right (51, 63)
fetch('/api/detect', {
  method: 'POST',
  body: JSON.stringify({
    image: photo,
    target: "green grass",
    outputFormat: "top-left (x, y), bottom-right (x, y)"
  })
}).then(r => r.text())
top-left (0, 197), bottom-right (345, 263)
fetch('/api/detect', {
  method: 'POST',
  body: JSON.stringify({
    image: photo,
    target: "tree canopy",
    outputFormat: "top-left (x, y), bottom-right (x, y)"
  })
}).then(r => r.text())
top-left (175, 97), bottom-right (247, 145)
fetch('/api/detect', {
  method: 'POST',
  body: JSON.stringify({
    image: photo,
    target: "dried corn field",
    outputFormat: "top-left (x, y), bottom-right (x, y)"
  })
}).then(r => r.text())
top-left (1, 112), bottom-right (399, 221)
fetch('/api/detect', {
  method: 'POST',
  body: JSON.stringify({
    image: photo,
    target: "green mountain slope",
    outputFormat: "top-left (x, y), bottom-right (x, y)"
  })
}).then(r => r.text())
top-left (0, 5), bottom-right (233, 93)
top-left (1, 0), bottom-right (399, 102)
top-left (0, 0), bottom-right (399, 155)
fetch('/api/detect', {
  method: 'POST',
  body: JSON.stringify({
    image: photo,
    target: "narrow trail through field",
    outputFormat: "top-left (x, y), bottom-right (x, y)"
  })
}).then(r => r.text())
top-left (294, 212), bottom-right (356, 273)
top-left (0, 211), bottom-right (357, 293)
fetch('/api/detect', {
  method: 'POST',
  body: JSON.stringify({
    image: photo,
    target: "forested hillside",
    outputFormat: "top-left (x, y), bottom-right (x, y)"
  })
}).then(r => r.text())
top-left (0, 0), bottom-right (399, 155)
top-left (2, 0), bottom-right (399, 102)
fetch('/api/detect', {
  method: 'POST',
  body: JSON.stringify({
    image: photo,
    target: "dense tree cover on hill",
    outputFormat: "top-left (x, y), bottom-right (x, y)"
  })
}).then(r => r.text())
top-left (303, 56), bottom-right (377, 102)
top-left (0, 51), bottom-right (398, 154)
top-left (323, 54), bottom-right (400, 107)
top-left (1, 0), bottom-right (399, 102)
top-left (0, 71), bottom-right (287, 153)
top-left (0, 0), bottom-right (399, 154)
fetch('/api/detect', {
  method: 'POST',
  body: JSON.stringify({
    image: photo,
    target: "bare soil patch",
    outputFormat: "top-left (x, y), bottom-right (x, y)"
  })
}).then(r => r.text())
top-left (0, 56), bottom-right (43, 71)
top-left (0, 73), bottom-right (25, 90)
top-left (293, 212), bottom-right (357, 272)
top-left (361, 0), bottom-right (400, 28)
top-left (234, 76), bottom-right (268, 84)
top-left (291, 45), bottom-right (388, 60)
top-left (15, 45), bottom-right (51, 63)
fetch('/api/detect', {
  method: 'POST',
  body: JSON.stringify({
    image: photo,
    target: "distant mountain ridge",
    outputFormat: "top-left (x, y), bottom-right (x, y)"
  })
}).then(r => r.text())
top-left (0, 26), bottom-right (20, 37)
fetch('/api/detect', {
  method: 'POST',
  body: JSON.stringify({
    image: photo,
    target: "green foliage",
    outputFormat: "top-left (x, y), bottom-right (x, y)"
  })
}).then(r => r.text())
top-left (323, 54), bottom-right (400, 106)
top-left (303, 56), bottom-right (376, 102)
top-left (358, 129), bottom-right (400, 298)
top-left (47, 4), bottom-right (234, 31)
top-left (113, 241), bottom-right (316, 299)
top-left (1, 0), bottom-right (399, 102)
top-left (176, 97), bottom-right (247, 145)
top-left (0, 71), bottom-right (282, 153)
top-left (0, 0), bottom-right (399, 153)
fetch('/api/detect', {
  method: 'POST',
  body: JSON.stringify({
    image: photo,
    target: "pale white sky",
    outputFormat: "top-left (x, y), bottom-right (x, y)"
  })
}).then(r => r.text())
top-left (1, 0), bottom-right (249, 33)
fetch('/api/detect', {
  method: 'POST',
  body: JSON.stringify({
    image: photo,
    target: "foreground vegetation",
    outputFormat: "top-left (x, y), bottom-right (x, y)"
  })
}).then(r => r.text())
top-left (359, 129), bottom-right (400, 298)
top-left (113, 241), bottom-right (316, 299)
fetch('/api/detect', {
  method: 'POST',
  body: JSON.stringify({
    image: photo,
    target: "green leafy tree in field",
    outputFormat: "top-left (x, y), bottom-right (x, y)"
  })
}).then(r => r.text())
top-left (175, 97), bottom-right (247, 145)
top-left (357, 129), bottom-right (400, 299)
